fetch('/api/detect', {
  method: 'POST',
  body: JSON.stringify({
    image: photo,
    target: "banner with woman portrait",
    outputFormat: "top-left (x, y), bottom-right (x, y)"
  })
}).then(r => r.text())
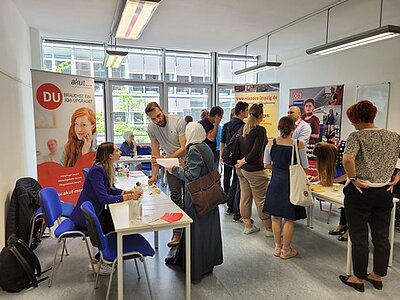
top-left (31, 70), bottom-right (96, 203)
top-left (234, 83), bottom-right (280, 137)
top-left (289, 85), bottom-right (344, 146)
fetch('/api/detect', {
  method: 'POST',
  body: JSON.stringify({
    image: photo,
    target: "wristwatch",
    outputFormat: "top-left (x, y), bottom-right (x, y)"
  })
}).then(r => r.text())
top-left (349, 176), bottom-right (358, 182)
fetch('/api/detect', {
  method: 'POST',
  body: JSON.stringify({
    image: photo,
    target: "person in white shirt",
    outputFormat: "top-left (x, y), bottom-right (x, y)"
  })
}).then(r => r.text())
top-left (288, 106), bottom-right (311, 145)
top-left (40, 139), bottom-right (62, 164)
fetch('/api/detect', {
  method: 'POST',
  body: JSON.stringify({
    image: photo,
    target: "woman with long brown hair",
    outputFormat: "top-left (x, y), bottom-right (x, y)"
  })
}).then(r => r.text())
top-left (70, 142), bottom-right (142, 275)
top-left (62, 107), bottom-right (97, 167)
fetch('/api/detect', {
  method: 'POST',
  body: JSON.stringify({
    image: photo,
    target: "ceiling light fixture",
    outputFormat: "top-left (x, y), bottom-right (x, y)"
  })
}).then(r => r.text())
top-left (115, 0), bottom-right (161, 40)
top-left (234, 35), bottom-right (282, 75)
top-left (306, 0), bottom-right (400, 55)
top-left (104, 49), bottom-right (128, 68)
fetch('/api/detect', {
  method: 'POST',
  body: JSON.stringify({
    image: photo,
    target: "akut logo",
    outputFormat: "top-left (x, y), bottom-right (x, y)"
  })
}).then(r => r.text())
top-left (71, 78), bottom-right (86, 86)
top-left (36, 83), bottom-right (63, 110)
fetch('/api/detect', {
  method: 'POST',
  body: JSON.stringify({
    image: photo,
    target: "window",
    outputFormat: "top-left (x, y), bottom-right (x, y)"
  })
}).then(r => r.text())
top-left (166, 51), bottom-right (212, 83)
top-left (218, 86), bottom-right (236, 124)
top-left (129, 73), bottom-right (143, 80)
top-left (43, 60), bottom-right (52, 71)
top-left (55, 60), bottom-right (71, 74)
top-left (218, 54), bottom-right (257, 84)
top-left (145, 74), bottom-right (160, 81)
top-left (95, 82), bottom-right (106, 144)
top-left (94, 62), bottom-right (106, 78)
top-left (111, 64), bottom-right (126, 78)
top-left (76, 61), bottom-right (91, 76)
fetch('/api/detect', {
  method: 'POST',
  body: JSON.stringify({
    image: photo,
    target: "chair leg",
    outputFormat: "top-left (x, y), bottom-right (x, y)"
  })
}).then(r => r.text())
top-left (83, 236), bottom-right (95, 277)
top-left (141, 258), bottom-right (153, 300)
top-left (134, 258), bottom-right (141, 279)
top-left (95, 258), bottom-right (103, 289)
top-left (319, 200), bottom-right (323, 211)
top-left (327, 203), bottom-right (333, 224)
top-left (60, 239), bottom-right (67, 262)
top-left (48, 238), bottom-right (61, 287)
top-left (106, 260), bottom-right (118, 300)
top-left (28, 216), bottom-right (37, 248)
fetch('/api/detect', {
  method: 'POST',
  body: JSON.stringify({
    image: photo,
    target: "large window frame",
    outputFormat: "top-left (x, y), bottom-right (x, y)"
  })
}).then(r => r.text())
top-left (41, 39), bottom-right (260, 143)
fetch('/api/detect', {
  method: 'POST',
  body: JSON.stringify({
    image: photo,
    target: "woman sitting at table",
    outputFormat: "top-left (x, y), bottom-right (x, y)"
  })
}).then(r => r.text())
top-left (263, 116), bottom-right (308, 259)
top-left (164, 122), bottom-right (223, 283)
top-left (119, 130), bottom-right (137, 157)
top-left (70, 142), bottom-right (142, 275)
top-left (312, 142), bottom-right (348, 241)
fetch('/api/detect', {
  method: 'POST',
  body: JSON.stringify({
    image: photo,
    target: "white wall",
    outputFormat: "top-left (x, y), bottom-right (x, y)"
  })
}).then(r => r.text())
top-left (259, 37), bottom-right (400, 139)
top-left (0, 0), bottom-right (36, 248)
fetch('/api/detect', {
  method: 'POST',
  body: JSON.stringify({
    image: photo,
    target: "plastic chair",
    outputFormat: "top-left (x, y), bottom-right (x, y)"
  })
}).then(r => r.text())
top-left (29, 200), bottom-right (75, 248)
top-left (39, 187), bottom-right (94, 287)
top-left (81, 201), bottom-right (155, 300)
top-left (137, 145), bottom-right (152, 175)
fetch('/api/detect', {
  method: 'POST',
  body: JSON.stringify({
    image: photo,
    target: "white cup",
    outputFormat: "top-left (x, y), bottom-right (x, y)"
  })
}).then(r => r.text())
top-left (332, 183), bottom-right (340, 192)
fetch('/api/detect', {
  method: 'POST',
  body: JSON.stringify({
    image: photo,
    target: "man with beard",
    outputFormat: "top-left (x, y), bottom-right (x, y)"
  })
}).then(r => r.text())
top-left (145, 102), bottom-right (187, 247)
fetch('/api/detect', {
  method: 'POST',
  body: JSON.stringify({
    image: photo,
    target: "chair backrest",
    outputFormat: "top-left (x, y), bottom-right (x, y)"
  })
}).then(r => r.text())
top-left (80, 201), bottom-right (107, 251)
top-left (137, 145), bottom-right (151, 155)
top-left (39, 187), bottom-right (62, 228)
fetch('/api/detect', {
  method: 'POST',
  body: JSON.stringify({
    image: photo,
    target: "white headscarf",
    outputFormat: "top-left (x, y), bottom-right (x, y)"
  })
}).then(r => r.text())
top-left (185, 122), bottom-right (206, 147)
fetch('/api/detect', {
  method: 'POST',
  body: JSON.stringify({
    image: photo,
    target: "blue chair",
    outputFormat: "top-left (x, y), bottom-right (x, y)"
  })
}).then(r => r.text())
top-left (39, 187), bottom-right (94, 287)
top-left (137, 145), bottom-right (152, 176)
top-left (29, 199), bottom-right (75, 248)
top-left (81, 201), bottom-right (155, 300)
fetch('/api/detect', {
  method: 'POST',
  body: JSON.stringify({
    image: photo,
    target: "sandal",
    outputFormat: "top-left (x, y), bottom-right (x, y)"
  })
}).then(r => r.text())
top-left (338, 235), bottom-right (348, 242)
top-left (280, 247), bottom-right (298, 259)
top-left (273, 244), bottom-right (282, 257)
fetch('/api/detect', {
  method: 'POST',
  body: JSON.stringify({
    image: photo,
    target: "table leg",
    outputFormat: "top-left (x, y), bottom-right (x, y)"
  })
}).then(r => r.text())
top-left (185, 224), bottom-right (191, 300)
top-left (117, 232), bottom-right (123, 300)
top-left (346, 234), bottom-right (352, 275)
top-left (154, 231), bottom-right (159, 250)
top-left (388, 202), bottom-right (396, 267)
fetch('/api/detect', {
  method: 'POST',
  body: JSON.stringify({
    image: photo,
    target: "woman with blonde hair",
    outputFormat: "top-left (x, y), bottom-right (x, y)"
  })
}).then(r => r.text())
top-left (264, 116), bottom-right (308, 259)
top-left (62, 107), bottom-right (96, 167)
top-left (235, 104), bottom-right (272, 235)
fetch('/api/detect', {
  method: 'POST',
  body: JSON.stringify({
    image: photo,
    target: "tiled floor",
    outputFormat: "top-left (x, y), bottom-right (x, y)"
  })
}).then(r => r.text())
top-left (1, 202), bottom-right (399, 299)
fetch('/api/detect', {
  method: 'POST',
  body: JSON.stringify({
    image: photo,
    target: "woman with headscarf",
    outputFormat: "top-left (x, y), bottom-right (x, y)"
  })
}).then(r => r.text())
top-left (164, 122), bottom-right (223, 282)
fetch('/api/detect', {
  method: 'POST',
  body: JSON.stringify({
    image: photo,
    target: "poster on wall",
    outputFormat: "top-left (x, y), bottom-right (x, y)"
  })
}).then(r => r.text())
top-left (234, 83), bottom-right (280, 137)
top-left (31, 70), bottom-right (96, 204)
top-left (289, 85), bottom-right (344, 150)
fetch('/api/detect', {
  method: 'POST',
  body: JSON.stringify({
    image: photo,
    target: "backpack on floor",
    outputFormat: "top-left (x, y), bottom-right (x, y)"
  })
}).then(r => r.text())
top-left (0, 235), bottom-right (49, 293)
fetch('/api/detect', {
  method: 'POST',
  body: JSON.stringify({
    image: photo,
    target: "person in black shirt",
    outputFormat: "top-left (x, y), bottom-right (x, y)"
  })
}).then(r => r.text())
top-left (220, 101), bottom-right (249, 216)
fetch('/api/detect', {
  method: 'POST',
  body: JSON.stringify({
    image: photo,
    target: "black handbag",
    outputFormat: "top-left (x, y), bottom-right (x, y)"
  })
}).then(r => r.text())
top-left (186, 145), bottom-right (228, 216)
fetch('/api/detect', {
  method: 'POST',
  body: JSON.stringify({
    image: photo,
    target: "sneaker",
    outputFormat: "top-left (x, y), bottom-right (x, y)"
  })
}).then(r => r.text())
top-left (243, 225), bottom-right (260, 234)
top-left (280, 247), bottom-right (298, 260)
top-left (232, 217), bottom-right (254, 224)
top-left (264, 228), bottom-right (273, 237)
top-left (89, 262), bottom-right (113, 276)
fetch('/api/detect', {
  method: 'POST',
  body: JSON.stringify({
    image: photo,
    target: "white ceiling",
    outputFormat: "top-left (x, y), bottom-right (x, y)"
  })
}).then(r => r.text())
top-left (12, 0), bottom-right (400, 60)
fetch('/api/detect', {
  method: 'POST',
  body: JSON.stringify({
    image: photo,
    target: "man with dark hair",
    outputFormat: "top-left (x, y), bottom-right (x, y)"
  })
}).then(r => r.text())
top-left (198, 106), bottom-right (224, 164)
top-left (220, 101), bottom-right (249, 217)
top-left (145, 102), bottom-right (186, 247)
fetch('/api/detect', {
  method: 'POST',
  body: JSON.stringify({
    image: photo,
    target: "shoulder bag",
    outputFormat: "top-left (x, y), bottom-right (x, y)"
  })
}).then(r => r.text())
top-left (289, 140), bottom-right (314, 207)
top-left (186, 145), bottom-right (229, 216)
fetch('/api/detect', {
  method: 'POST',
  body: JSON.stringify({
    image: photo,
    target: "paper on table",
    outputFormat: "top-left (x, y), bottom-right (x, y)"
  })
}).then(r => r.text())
top-left (156, 157), bottom-right (179, 168)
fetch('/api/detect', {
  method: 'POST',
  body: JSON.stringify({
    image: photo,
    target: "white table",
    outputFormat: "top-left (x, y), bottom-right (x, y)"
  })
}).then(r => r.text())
top-left (310, 184), bottom-right (398, 275)
top-left (111, 173), bottom-right (193, 300)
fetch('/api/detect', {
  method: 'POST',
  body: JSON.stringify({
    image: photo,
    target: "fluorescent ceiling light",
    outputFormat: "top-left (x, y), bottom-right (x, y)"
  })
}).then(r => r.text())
top-left (306, 25), bottom-right (400, 55)
top-left (103, 49), bottom-right (128, 68)
top-left (234, 61), bottom-right (282, 76)
top-left (115, 0), bottom-right (161, 40)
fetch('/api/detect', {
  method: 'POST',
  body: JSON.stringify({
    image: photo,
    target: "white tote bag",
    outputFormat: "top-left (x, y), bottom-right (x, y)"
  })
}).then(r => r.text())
top-left (289, 140), bottom-right (314, 207)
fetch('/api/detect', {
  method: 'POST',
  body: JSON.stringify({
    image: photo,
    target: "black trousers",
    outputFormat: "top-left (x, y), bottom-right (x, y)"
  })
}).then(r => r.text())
top-left (339, 207), bottom-right (347, 226)
top-left (223, 164), bottom-right (233, 195)
top-left (344, 183), bottom-right (393, 278)
top-left (166, 172), bottom-right (185, 234)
